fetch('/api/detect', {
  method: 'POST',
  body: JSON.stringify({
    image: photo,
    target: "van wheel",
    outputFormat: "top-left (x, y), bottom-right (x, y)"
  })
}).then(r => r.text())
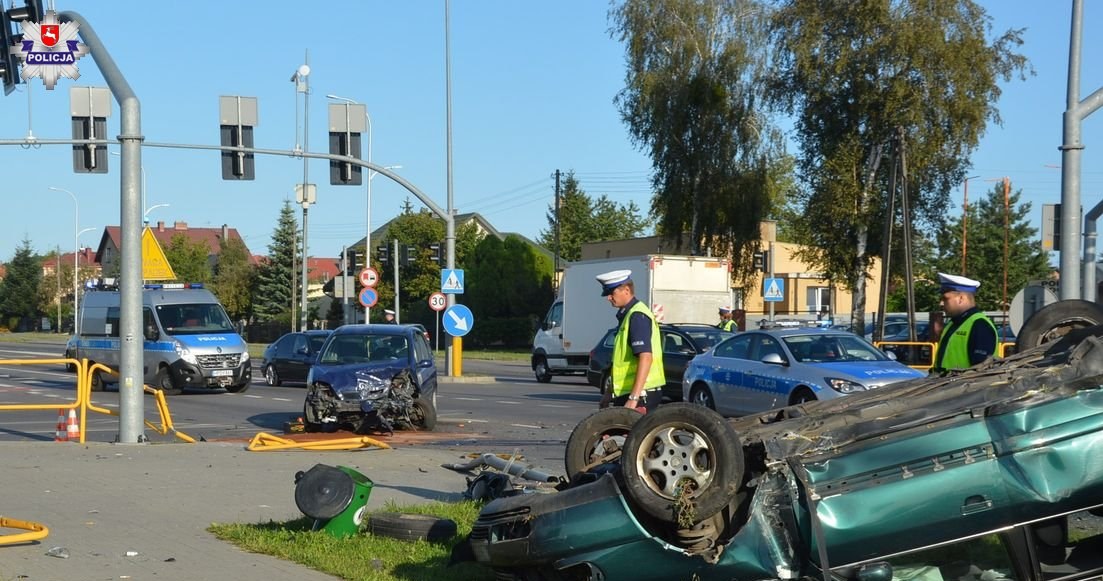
top-left (90, 368), bottom-right (105, 392)
top-left (155, 367), bottom-right (183, 396)
top-left (533, 356), bottom-right (552, 383)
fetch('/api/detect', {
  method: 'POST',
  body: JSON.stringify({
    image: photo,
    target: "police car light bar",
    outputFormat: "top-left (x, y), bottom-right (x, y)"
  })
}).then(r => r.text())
top-left (143, 283), bottom-right (204, 290)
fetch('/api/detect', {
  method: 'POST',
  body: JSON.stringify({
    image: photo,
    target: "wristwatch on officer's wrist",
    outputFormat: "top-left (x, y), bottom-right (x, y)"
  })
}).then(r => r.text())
top-left (627, 394), bottom-right (639, 401)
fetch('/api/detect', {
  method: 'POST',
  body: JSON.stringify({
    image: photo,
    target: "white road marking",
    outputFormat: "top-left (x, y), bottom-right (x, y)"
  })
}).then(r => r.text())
top-left (270, 397), bottom-right (294, 402)
top-left (494, 400), bottom-right (521, 405)
top-left (452, 397), bottom-right (483, 401)
top-left (511, 424), bottom-right (542, 429)
top-left (243, 394), bottom-right (263, 399)
top-left (538, 404), bottom-right (571, 408)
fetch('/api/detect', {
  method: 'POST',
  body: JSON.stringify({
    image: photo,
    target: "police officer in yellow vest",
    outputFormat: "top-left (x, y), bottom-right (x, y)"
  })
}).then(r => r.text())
top-left (932, 272), bottom-right (998, 373)
top-left (596, 269), bottom-right (665, 413)
top-left (717, 306), bottom-right (736, 332)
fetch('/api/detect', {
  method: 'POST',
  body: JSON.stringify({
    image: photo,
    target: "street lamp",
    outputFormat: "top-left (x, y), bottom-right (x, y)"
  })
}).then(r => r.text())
top-left (48, 186), bottom-right (83, 334)
top-left (110, 150), bottom-right (147, 217)
top-left (326, 93), bottom-right (374, 323)
top-left (144, 203), bottom-right (170, 225)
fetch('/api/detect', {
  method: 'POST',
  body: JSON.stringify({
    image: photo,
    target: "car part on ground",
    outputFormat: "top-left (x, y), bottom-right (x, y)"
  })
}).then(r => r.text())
top-left (1015, 299), bottom-right (1103, 350)
top-left (442, 452), bottom-right (560, 485)
top-left (465, 301), bottom-right (1103, 581)
top-left (367, 512), bottom-right (457, 543)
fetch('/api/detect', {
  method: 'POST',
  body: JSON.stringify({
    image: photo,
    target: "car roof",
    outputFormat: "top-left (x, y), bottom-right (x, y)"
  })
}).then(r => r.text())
top-left (742, 327), bottom-right (855, 339)
top-left (331, 324), bottom-right (411, 337)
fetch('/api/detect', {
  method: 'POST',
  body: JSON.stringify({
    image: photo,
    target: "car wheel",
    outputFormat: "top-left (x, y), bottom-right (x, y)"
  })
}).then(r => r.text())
top-left (533, 356), bottom-right (552, 383)
top-left (64, 350), bottom-right (76, 373)
top-left (367, 512), bottom-right (457, 543)
top-left (409, 398), bottom-right (437, 431)
top-left (689, 384), bottom-right (715, 410)
top-left (564, 407), bottom-right (643, 482)
top-left (789, 387), bottom-right (816, 405)
top-left (303, 401), bottom-right (323, 433)
top-left (600, 372), bottom-right (612, 398)
top-left (1016, 299), bottom-right (1103, 352)
top-left (224, 381), bottom-right (250, 394)
top-left (621, 403), bottom-right (744, 526)
top-left (155, 366), bottom-right (183, 396)
top-left (264, 364), bottom-right (282, 387)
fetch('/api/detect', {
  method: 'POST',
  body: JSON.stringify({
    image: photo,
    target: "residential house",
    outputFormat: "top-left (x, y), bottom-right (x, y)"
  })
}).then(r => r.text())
top-left (94, 221), bottom-right (254, 276)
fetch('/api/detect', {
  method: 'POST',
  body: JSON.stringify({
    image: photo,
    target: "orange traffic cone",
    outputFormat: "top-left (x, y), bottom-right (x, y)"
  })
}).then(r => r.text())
top-left (55, 409), bottom-right (68, 442)
top-left (66, 409), bottom-right (80, 442)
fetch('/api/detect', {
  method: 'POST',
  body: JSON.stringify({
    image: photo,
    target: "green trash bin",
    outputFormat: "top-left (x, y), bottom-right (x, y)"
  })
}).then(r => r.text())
top-left (294, 464), bottom-right (374, 538)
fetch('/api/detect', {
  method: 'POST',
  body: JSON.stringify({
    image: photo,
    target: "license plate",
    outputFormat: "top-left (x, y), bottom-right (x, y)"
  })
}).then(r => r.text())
top-left (212, 369), bottom-right (233, 377)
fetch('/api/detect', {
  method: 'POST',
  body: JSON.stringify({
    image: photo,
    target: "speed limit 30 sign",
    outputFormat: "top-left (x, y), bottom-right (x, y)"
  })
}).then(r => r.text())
top-left (428, 292), bottom-right (447, 312)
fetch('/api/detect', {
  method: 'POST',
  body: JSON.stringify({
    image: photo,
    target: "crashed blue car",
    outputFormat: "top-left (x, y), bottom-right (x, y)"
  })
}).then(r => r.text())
top-left (683, 327), bottom-right (924, 414)
top-left (302, 324), bottom-right (437, 433)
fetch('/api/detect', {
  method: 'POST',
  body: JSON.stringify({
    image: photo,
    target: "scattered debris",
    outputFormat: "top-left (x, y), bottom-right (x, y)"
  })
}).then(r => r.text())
top-left (44, 546), bottom-right (69, 559)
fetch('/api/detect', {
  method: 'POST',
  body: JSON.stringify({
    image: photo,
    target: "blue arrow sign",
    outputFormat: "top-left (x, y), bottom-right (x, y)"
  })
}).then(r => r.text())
top-left (442, 304), bottom-right (474, 337)
top-left (358, 287), bottom-right (379, 308)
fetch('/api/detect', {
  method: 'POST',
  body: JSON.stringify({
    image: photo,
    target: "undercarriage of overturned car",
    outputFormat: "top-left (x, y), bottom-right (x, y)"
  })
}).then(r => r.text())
top-left (462, 307), bottom-right (1103, 581)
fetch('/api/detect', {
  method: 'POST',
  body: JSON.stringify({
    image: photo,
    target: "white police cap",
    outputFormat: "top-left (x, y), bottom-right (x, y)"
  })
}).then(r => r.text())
top-left (596, 269), bottom-right (633, 296)
top-left (384, 309), bottom-right (395, 315)
top-left (938, 272), bottom-right (981, 293)
top-left (719, 306), bottom-right (733, 314)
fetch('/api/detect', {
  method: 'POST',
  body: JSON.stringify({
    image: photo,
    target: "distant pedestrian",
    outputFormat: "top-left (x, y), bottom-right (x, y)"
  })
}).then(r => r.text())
top-left (596, 269), bottom-right (664, 414)
top-left (383, 309), bottom-right (397, 324)
top-left (717, 306), bottom-right (736, 332)
top-left (931, 273), bottom-right (998, 373)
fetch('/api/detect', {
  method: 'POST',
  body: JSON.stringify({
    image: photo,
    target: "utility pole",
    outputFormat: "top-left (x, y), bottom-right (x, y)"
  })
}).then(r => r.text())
top-left (297, 51), bottom-right (312, 332)
top-left (393, 238), bottom-right (401, 323)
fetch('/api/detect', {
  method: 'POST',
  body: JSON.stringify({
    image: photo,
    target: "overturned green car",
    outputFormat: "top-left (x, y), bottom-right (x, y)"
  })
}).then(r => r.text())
top-left (465, 302), bottom-right (1103, 581)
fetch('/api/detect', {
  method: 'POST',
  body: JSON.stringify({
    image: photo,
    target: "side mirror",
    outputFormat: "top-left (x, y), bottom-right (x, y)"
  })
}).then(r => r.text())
top-left (679, 346), bottom-right (696, 355)
top-left (418, 359), bottom-right (434, 368)
top-left (761, 353), bottom-right (786, 366)
top-left (884, 350), bottom-right (898, 361)
top-left (296, 346), bottom-right (310, 355)
top-left (144, 325), bottom-right (159, 342)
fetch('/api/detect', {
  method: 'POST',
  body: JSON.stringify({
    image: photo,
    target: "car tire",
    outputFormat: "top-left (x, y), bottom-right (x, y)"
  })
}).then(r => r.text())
top-left (620, 403), bottom-right (744, 525)
top-left (264, 364), bottom-right (282, 387)
top-left (789, 387), bottom-right (816, 405)
top-left (1016, 300), bottom-right (1103, 352)
top-left (564, 407), bottom-right (643, 482)
top-left (303, 401), bottom-right (323, 433)
top-left (533, 356), bottom-right (552, 383)
top-left (64, 350), bottom-right (76, 373)
top-left (409, 397), bottom-right (437, 431)
top-left (367, 512), bottom-right (457, 543)
top-left (689, 384), bottom-right (715, 410)
top-left (155, 366), bottom-right (183, 396)
top-left (600, 372), bottom-right (612, 398)
top-left (225, 381), bottom-right (250, 394)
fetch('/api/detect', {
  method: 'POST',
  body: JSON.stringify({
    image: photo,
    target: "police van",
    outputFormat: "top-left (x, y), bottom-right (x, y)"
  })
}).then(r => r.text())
top-left (72, 282), bottom-right (251, 395)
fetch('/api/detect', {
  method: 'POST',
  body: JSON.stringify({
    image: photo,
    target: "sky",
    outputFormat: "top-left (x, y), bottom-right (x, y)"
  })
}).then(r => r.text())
top-left (1, 0), bottom-right (1101, 264)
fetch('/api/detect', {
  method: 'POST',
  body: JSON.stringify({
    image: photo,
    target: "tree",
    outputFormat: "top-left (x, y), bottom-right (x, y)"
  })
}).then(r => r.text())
top-left (163, 234), bottom-right (212, 284)
top-left (610, 0), bottom-right (789, 281)
top-left (0, 239), bottom-right (43, 329)
top-left (768, 0), bottom-right (1029, 330)
top-left (253, 200), bottom-right (300, 322)
top-left (538, 171), bottom-right (649, 262)
top-left (466, 234), bottom-right (555, 347)
top-left (210, 237), bottom-right (255, 321)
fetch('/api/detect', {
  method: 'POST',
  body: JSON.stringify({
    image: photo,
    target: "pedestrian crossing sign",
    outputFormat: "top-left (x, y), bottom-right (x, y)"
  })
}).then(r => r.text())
top-left (764, 277), bottom-right (784, 302)
top-left (441, 268), bottom-right (464, 294)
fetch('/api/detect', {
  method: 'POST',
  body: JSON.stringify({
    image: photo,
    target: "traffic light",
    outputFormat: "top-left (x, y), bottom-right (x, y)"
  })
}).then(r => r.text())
top-left (752, 250), bottom-right (770, 272)
top-left (0, 8), bottom-right (16, 95)
top-left (328, 102), bottom-right (365, 185)
top-left (219, 96), bottom-right (257, 180)
top-left (376, 245), bottom-right (389, 265)
top-left (403, 245), bottom-right (417, 266)
top-left (429, 243), bottom-right (442, 263)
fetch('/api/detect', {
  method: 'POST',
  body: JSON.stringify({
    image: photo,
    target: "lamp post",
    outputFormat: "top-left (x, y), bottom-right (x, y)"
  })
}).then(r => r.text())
top-left (48, 186), bottom-right (82, 334)
top-left (144, 203), bottom-right (170, 225)
top-left (326, 93), bottom-right (374, 323)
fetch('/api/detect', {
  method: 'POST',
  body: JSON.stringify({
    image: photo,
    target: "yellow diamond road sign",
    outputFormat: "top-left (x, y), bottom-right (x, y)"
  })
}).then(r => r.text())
top-left (142, 227), bottom-right (176, 280)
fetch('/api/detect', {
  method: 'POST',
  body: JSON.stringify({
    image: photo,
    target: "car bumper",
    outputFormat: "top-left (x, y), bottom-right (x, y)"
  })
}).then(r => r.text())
top-left (168, 360), bottom-right (251, 388)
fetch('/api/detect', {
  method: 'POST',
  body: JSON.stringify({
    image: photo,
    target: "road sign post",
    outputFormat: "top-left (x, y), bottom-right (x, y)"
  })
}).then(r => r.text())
top-left (429, 292), bottom-right (446, 351)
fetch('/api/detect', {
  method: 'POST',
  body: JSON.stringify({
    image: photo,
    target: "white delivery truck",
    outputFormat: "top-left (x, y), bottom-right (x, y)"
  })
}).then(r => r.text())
top-left (532, 254), bottom-right (732, 382)
top-left (72, 283), bottom-right (251, 395)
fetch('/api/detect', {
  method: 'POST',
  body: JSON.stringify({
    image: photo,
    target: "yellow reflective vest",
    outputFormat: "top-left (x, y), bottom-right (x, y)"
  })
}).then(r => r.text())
top-left (611, 301), bottom-right (665, 397)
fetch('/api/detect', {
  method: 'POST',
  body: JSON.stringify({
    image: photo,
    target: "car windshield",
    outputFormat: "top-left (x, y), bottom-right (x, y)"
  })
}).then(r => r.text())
top-left (784, 333), bottom-right (889, 363)
top-left (308, 334), bottom-right (328, 352)
top-left (156, 303), bottom-right (235, 335)
top-left (320, 334), bottom-right (409, 365)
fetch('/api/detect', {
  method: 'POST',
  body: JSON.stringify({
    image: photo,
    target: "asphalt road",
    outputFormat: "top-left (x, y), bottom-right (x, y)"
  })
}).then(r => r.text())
top-left (0, 341), bottom-right (600, 475)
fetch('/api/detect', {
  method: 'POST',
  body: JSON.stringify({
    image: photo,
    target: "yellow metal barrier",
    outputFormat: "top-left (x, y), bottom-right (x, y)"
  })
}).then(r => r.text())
top-left (0, 357), bottom-right (86, 442)
top-left (83, 362), bottom-right (197, 443)
top-left (874, 341), bottom-right (937, 372)
top-left (246, 432), bottom-right (391, 452)
top-left (0, 516), bottom-right (49, 545)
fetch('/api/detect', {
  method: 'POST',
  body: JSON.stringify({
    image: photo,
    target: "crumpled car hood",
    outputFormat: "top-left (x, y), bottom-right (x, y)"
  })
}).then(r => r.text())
top-left (312, 362), bottom-right (406, 393)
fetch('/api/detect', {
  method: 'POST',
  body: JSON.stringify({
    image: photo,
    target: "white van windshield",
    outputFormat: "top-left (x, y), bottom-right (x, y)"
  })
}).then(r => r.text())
top-left (156, 304), bottom-right (235, 335)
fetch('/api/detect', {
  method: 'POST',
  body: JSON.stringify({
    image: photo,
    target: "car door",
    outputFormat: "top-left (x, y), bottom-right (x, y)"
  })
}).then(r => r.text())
top-left (411, 334), bottom-right (437, 394)
top-left (659, 330), bottom-right (696, 398)
top-left (284, 333), bottom-right (311, 383)
top-left (707, 334), bottom-right (752, 416)
top-left (739, 334), bottom-right (790, 413)
top-left (271, 334), bottom-right (296, 379)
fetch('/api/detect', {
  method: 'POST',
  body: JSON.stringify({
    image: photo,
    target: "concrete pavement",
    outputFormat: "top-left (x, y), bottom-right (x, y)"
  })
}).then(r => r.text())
top-left (0, 440), bottom-right (478, 581)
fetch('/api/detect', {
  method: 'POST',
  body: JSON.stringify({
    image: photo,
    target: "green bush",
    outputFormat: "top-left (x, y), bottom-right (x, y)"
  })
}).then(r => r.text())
top-left (466, 317), bottom-right (537, 348)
